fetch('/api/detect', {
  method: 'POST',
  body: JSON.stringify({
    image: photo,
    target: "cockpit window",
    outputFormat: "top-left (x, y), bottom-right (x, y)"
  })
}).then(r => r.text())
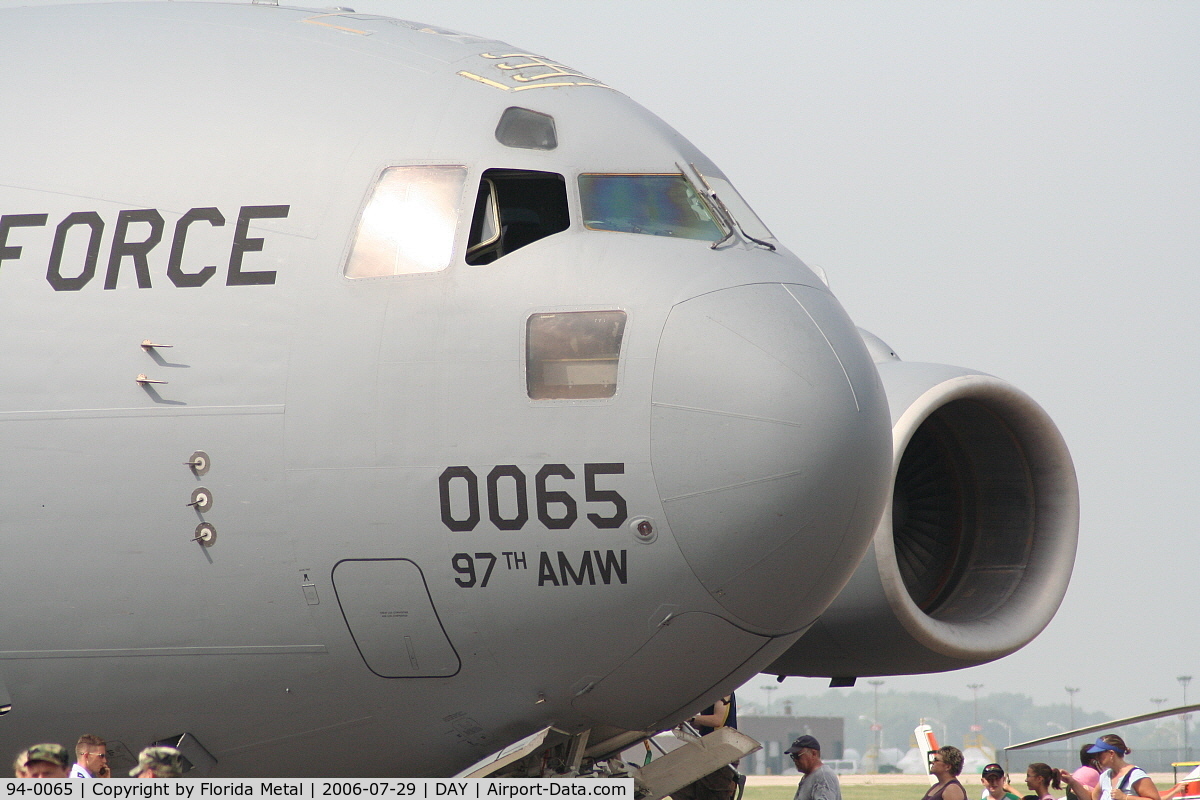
top-left (527, 311), bottom-right (627, 400)
top-left (345, 165), bottom-right (467, 278)
top-left (495, 107), bottom-right (557, 151)
top-left (695, 171), bottom-right (776, 243)
top-left (466, 169), bottom-right (569, 265)
top-left (578, 174), bottom-right (723, 241)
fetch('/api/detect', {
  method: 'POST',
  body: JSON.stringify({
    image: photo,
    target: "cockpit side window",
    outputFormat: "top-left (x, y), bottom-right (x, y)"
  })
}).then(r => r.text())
top-left (578, 174), bottom-right (723, 241)
top-left (344, 165), bottom-right (467, 278)
top-left (526, 311), bottom-right (627, 400)
top-left (466, 169), bottom-right (569, 265)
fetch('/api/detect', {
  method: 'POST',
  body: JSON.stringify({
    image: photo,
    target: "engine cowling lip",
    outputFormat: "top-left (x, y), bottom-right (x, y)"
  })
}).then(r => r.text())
top-left (874, 371), bottom-right (1080, 661)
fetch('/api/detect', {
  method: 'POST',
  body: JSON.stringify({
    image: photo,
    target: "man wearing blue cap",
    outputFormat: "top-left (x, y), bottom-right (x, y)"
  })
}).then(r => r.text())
top-left (786, 735), bottom-right (842, 800)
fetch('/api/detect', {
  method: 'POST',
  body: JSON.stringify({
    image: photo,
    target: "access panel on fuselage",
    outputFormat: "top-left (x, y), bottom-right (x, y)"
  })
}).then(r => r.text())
top-left (331, 558), bottom-right (460, 678)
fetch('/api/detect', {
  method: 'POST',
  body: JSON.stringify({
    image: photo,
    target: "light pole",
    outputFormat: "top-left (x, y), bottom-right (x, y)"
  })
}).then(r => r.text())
top-left (1152, 698), bottom-right (1169, 739)
top-left (968, 684), bottom-right (984, 744)
top-left (988, 719), bottom-right (1013, 748)
top-left (761, 684), bottom-right (778, 715)
top-left (869, 680), bottom-right (885, 742)
top-left (869, 679), bottom-right (885, 768)
top-left (1066, 687), bottom-right (1080, 729)
top-left (1066, 687), bottom-right (1080, 750)
top-left (1048, 720), bottom-right (1066, 755)
top-left (1180, 676), bottom-right (1193, 760)
top-left (859, 715), bottom-right (883, 774)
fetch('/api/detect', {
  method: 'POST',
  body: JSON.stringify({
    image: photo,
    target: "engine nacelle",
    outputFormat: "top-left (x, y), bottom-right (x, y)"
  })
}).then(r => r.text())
top-left (767, 333), bottom-right (1079, 677)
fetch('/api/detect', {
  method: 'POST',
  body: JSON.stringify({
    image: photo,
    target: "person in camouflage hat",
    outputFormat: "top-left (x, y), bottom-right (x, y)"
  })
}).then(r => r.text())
top-left (21, 743), bottom-right (71, 779)
top-left (130, 747), bottom-right (184, 778)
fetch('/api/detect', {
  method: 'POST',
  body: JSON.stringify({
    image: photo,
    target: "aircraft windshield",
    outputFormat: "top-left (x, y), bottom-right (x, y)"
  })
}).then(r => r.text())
top-left (578, 174), bottom-right (723, 241)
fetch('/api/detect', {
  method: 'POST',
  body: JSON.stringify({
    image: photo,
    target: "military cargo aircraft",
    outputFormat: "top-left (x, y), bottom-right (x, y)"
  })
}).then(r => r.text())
top-left (0, 1), bottom-right (1079, 778)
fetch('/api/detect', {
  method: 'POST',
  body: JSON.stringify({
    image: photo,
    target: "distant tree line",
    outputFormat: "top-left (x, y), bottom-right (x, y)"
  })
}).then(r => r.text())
top-left (745, 689), bottom-right (1115, 755)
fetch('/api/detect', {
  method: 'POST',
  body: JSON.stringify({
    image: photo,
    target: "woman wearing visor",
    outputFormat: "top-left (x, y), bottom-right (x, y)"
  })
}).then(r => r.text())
top-left (1057, 735), bottom-right (1162, 800)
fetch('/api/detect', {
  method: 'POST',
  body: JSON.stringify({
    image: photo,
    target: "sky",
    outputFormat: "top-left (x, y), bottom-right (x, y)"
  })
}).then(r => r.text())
top-left (7, 0), bottom-right (1197, 723)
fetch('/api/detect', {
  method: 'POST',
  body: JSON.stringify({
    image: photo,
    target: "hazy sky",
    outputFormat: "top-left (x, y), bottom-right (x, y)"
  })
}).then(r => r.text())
top-left (7, 0), bottom-right (1197, 723)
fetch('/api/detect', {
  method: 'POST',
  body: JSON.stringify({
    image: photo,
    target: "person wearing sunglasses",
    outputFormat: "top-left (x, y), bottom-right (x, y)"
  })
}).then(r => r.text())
top-left (924, 746), bottom-right (967, 800)
top-left (785, 735), bottom-right (842, 800)
top-left (1057, 736), bottom-right (1162, 800)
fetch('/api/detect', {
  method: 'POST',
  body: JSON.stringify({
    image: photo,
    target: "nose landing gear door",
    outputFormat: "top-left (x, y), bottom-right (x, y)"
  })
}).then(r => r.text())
top-left (331, 558), bottom-right (461, 678)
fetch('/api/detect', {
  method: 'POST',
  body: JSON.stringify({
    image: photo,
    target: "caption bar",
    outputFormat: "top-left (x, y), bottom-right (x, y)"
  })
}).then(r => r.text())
top-left (0, 780), bottom-right (634, 800)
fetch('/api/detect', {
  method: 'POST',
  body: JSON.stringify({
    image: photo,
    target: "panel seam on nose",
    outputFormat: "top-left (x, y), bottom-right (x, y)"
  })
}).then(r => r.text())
top-left (783, 284), bottom-right (861, 411)
top-left (660, 467), bottom-right (807, 503)
top-left (650, 401), bottom-right (810, 428)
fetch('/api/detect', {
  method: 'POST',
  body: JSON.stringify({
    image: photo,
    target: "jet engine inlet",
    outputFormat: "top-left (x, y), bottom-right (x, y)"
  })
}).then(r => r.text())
top-left (766, 360), bottom-right (1079, 676)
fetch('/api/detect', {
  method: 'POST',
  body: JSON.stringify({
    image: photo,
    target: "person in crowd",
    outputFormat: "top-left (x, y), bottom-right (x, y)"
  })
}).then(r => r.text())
top-left (1160, 764), bottom-right (1200, 800)
top-left (924, 746), bottom-right (968, 800)
top-left (1057, 735), bottom-right (1161, 800)
top-left (12, 750), bottom-right (28, 778)
top-left (671, 695), bottom-right (739, 800)
top-left (19, 744), bottom-right (71, 779)
top-left (70, 734), bottom-right (109, 778)
top-left (787, 735), bottom-right (842, 800)
top-left (689, 694), bottom-right (736, 736)
top-left (1066, 746), bottom-right (1102, 800)
top-left (130, 747), bottom-right (184, 779)
top-left (982, 762), bottom-right (1021, 800)
top-left (1026, 763), bottom-right (1062, 800)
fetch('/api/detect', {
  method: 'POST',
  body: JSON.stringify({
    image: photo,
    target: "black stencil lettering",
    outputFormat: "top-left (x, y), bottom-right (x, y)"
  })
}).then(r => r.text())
top-left (452, 553), bottom-right (476, 587)
top-left (227, 204), bottom-right (289, 286)
top-left (0, 214), bottom-right (48, 269)
top-left (558, 551), bottom-right (595, 586)
top-left (486, 465), bottom-right (528, 531)
top-left (439, 467), bottom-right (480, 532)
top-left (475, 552), bottom-right (497, 587)
top-left (535, 464), bottom-right (577, 530)
top-left (594, 550), bottom-right (628, 584)
top-left (104, 209), bottom-right (164, 289)
top-left (585, 462), bottom-right (628, 529)
top-left (168, 207), bottom-right (225, 288)
top-left (47, 212), bottom-right (104, 291)
top-left (537, 552), bottom-right (560, 586)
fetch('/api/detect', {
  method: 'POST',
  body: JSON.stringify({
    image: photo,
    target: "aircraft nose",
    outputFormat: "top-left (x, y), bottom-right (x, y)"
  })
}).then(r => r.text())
top-left (651, 283), bottom-right (892, 634)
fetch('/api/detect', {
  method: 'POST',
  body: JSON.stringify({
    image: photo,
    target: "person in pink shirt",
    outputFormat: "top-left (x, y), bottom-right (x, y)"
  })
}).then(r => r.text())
top-left (1069, 745), bottom-right (1101, 800)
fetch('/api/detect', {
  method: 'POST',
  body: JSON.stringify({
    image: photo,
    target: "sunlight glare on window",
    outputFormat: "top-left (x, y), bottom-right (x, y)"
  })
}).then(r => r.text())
top-left (345, 166), bottom-right (467, 277)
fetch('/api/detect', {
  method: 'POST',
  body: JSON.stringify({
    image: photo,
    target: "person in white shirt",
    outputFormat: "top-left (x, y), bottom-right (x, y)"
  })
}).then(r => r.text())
top-left (1057, 735), bottom-right (1161, 800)
top-left (68, 734), bottom-right (109, 778)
